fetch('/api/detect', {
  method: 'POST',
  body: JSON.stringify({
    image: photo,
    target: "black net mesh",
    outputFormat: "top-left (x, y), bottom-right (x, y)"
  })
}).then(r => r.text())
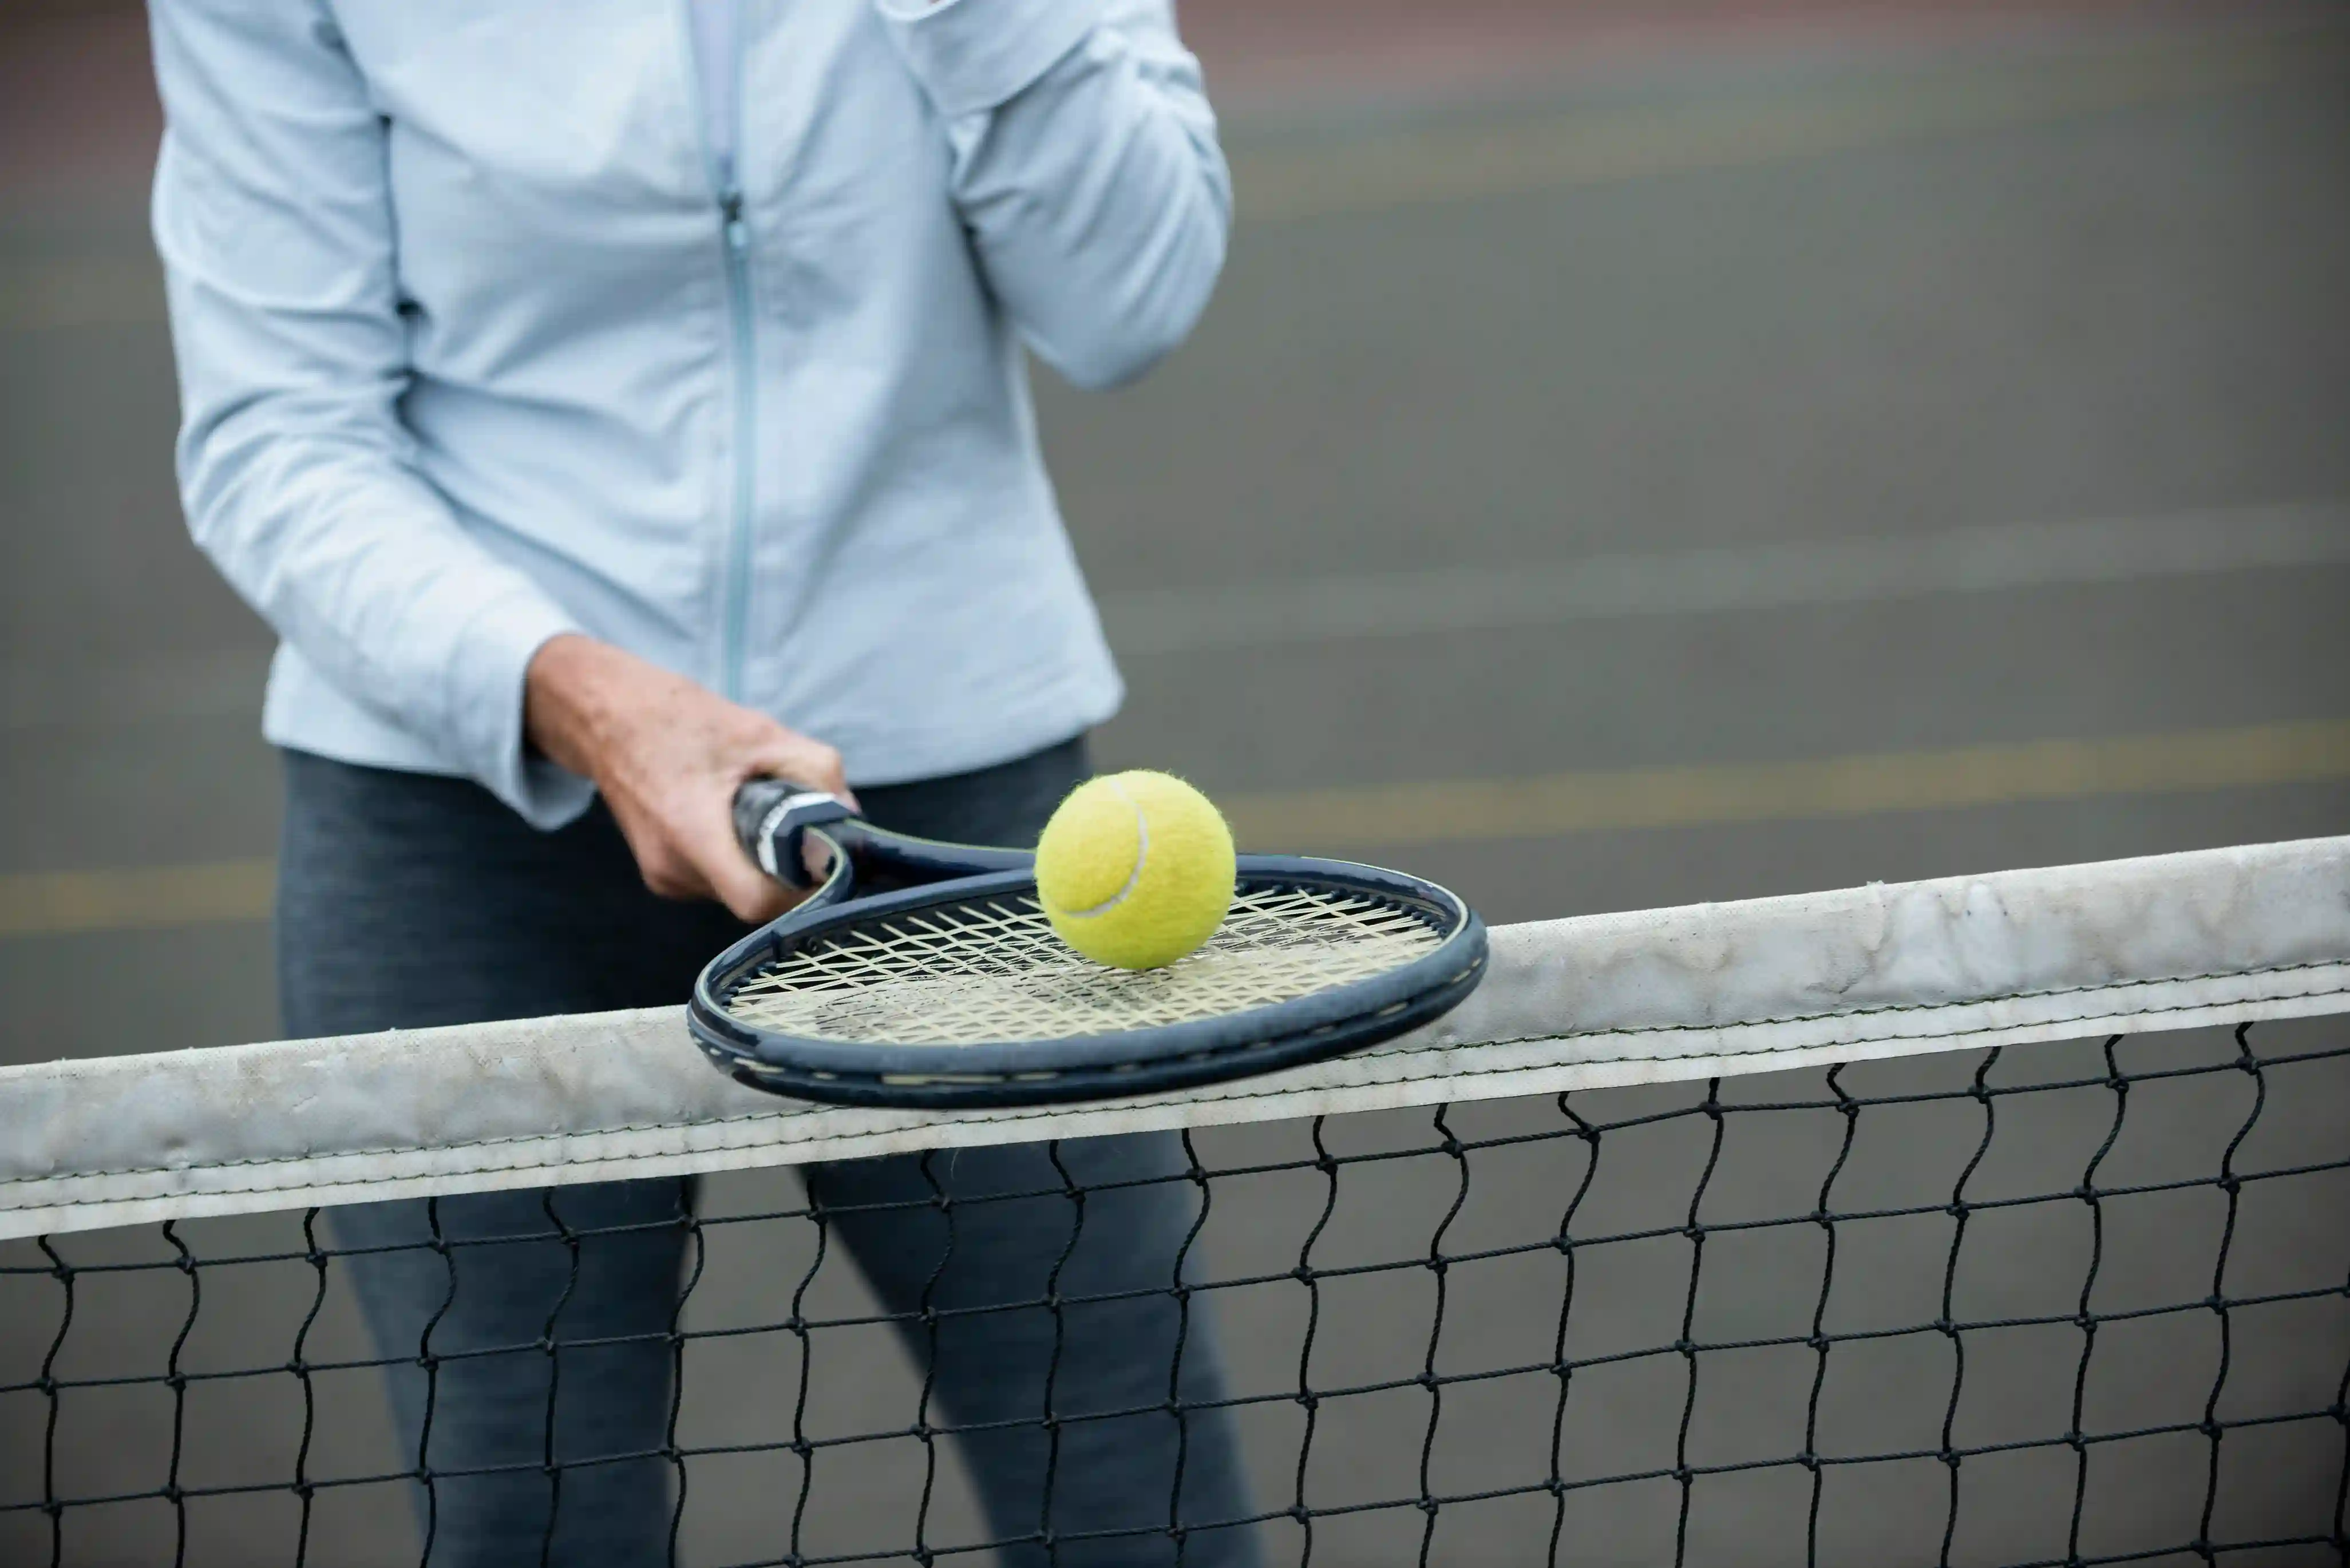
top-left (5, 1018), bottom-right (2347, 1567)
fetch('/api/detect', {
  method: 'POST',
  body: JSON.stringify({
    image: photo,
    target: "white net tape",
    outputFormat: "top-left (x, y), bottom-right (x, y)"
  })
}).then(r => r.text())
top-left (5, 837), bottom-right (2345, 1240)
top-left (722, 885), bottom-right (1446, 1044)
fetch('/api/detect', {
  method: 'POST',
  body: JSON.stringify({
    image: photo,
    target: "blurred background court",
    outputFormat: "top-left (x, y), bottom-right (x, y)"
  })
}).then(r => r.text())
top-left (5, 0), bottom-right (2345, 1056)
top-left (2, 2), bottom-right (2346, 1563)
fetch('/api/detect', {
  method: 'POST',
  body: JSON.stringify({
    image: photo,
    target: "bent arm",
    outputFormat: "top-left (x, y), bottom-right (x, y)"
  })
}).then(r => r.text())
top-left (877, 0), bottom-right (1233, 388)
top-left (149, 0), bottom-right (583, 822)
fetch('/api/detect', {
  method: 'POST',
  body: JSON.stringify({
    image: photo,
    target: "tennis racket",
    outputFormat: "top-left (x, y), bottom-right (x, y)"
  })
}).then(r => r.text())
top-left (688, 778), bottom-right (1489, 1108)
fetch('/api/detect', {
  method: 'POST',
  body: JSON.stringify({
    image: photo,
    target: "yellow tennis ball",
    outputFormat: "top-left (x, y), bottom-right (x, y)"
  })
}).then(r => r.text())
top-left (1035, 771), bottom-right (1237, 970)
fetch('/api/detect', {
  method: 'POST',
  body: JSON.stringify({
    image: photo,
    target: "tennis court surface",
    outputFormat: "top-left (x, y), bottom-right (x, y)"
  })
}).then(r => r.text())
top-left (6, 836), bottom-right (2344, 1566)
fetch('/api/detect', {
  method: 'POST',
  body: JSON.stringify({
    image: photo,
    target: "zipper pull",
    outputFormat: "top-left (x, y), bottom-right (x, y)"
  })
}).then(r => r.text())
top-left (721, 192), bottom-right (750, 253)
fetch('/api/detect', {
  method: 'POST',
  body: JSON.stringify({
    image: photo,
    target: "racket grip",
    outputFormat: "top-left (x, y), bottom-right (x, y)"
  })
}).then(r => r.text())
top-left (733, 778), bottom-right (858, 888)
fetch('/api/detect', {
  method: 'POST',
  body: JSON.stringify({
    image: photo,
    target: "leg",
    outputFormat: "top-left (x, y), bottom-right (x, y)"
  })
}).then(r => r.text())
top-left (329, 1181), bottom-right (692, 1568)
top-left (812, 1135), bottom-right (1260, 1568)
top-left (814, 741), bottom-right (1262, 1566)
top-left (279, 751), bottom-right (739, 1567)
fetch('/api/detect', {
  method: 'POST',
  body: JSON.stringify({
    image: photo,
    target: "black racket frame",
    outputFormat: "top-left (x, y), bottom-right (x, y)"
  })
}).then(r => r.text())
top-left (689, 794), bottom-right (1488, 1108)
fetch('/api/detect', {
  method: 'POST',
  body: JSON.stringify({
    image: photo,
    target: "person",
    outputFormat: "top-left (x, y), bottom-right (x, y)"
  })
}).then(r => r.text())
top-left (144, 1), bottom-right (1255, 1563)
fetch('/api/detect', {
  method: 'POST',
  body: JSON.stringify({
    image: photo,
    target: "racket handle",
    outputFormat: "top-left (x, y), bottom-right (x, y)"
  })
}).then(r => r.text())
top-left (733, 778), bottom-right (858, 889)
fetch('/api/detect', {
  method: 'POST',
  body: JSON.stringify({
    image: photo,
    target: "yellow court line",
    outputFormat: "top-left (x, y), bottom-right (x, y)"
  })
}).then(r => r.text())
top-left (0, 859), bottom-right (276, 941)
top-left (1225, 720), bottom-right (2350, 849)
top-left (1232, 34), bottom-right (2336, 223)
top-left (3, 720), bottom-right (2345, 939)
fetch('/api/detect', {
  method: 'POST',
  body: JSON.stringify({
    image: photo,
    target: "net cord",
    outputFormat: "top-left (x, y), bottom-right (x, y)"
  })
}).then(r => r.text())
top-left (3, 836), bottom-right (2345, 1241)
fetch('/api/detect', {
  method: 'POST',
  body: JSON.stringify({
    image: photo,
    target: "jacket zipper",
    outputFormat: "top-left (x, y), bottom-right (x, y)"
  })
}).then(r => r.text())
top-left (717, 188), bottom-right (755, 703)
top-left (679, 0), bottom-right (757, 702)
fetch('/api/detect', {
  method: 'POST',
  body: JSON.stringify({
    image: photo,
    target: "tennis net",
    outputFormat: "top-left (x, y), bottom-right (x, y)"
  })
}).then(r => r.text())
top-left (4, 837), bottom-right (2346, 1567)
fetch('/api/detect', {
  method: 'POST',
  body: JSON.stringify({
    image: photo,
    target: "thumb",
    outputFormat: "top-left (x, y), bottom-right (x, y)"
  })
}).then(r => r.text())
top-left (741, 734), bottom-right (857, 813)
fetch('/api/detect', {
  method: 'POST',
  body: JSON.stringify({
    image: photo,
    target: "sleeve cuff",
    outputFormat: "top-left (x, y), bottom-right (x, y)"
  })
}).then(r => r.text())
top-left (873, 0), bottom-right (1107, 119)
top-left (446, 589), bottom-right (595, 831)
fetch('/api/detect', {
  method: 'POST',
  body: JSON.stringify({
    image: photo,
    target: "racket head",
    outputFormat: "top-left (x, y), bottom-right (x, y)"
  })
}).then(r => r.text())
top-left (689, 851), bottom-right (1487, 1108)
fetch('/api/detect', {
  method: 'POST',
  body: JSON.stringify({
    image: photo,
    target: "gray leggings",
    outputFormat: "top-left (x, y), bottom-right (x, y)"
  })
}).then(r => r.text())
top-left (278, 742), bottom-right (1259, 1568)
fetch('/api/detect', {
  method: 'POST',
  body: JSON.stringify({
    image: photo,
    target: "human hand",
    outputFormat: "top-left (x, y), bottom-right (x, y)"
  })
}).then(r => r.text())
top-left (524, 634), bottom-right (855, 922)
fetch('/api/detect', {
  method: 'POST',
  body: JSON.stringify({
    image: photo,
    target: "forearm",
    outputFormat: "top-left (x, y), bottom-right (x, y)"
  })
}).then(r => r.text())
top-left (153, 0), bottom-right (585, 822)
top-left (168, 366), bottom-right (584, 819)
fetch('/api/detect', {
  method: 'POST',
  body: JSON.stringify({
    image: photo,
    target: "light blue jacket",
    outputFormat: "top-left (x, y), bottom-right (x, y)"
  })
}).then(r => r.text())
top-left (148, 0), bottom-right (1229, 826)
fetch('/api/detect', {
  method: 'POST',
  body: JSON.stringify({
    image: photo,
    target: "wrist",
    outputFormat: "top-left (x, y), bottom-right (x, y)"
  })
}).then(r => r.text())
top-left (524, 633), bottom-right (632, 781)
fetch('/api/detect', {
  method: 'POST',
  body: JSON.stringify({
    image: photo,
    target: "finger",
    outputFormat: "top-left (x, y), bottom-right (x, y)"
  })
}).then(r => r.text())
top-left (609, 810), bottom-right (718, 904)
top-left (726, 878), bottom-right (796, 925)
top-left (643, 864), bottom-right (721, 904)
top-left (743, 738), bottom-right (854, 809)
top-left (789, 750), bottom-right (849, 805)
top-left (681, 810), bottom-right (797, 924)
top-left (799, 830), bottom-right (841, 886)
top-left (709, 847), bottom-right (796, 924)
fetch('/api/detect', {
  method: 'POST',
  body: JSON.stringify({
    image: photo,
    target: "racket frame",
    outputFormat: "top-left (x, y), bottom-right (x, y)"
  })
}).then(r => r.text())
top-left (689, 825), bottom-right (1487, 1108)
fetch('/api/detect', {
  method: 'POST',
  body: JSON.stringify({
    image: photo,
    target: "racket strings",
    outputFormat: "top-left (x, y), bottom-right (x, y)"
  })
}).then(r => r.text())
top-left (722, 885), bottom-right (1446, 1046)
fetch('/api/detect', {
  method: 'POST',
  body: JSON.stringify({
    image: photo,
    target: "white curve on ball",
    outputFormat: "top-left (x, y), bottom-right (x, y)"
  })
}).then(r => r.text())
top-left (1058, 777), bottom-right (1150, 920)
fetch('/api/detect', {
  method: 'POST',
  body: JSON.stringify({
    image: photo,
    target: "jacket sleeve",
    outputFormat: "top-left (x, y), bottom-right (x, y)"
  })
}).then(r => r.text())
top-left (148, 0), bottom-right (586, 824)
top-left (875, 0), bottom-right (1232, 389)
